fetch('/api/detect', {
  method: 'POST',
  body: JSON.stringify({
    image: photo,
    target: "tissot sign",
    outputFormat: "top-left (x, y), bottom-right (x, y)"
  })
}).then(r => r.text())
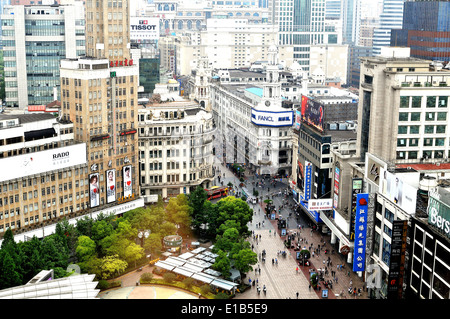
top-left (130, 17), bottom-right (159, 40)
top-left (251, 109), bottom-right (294, 127)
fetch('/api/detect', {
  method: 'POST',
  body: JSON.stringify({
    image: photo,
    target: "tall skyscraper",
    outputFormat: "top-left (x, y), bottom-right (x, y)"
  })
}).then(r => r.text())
top-left (60, 0), bottom-right (140, 206)
top-left (275, 0), bottom-right (338, 73)
top-left (1, 3), bottom-right (85, 108)
top-left (372, 0), bottom-right (405, 55)
top-left (390, 0), bottom-right (450, 63)
top-left (341, 0), bottom-right (361, 45)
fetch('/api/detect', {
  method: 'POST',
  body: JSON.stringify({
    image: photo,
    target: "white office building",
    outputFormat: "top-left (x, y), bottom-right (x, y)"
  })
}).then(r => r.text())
top-left (211, 45), bottom-right (294, 176)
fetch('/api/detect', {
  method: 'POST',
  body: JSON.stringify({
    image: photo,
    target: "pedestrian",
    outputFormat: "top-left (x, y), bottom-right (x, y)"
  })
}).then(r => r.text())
top-left (296, 267), bottom-right (299, 274)
top-left (296, 291), bottom-right (299, 299)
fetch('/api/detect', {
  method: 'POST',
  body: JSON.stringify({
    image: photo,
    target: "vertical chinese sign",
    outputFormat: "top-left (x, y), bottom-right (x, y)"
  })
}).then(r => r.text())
top-left (353, 193), bottom-right (369, 272)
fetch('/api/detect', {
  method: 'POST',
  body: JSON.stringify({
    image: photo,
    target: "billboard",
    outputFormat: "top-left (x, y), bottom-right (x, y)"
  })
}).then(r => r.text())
top-left (427, 191), bottom-right (450, 239)
top-left (130, 17), bottom-right (160, 40)
top-left (251, 109), bottom-right (294, 127)
top-left (301, 95), bottom-right (324, 132)
top-left (387, 220), bottom-right (408, 299)
top-left (89, 173), bottom-right (100, 208)
top-left (333, 166), bottom-right (340, 209)
top-left (304, 161), bottom-right (313, 201)
top-left (353, 193), bottom-right (369, 272)
top-left (123, 165), bottom-right (133, 197)
top-left (380, 168), bottom-right (417, 214)
top-left (0, 143), bottom-right (87, 183)
top-left (106, 169), bottom-right (116, 204)
top-left (308, 199), bottom-right (333, 211)
top-left (295, 110), bottom-right (301, 130)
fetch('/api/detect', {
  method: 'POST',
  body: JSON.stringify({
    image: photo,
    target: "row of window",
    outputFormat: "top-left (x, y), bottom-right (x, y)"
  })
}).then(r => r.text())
top-left (399, 111), bottom-right (447, 122)
top-left (396, 150), bottom-right (447, 160)
top-left (397, 137), bottom-right (447, 147)
top-left (400, 96), bottom-right (448, 108)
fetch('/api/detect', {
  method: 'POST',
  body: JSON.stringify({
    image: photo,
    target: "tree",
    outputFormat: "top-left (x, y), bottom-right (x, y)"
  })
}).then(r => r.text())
top-left (41, 235), bottom-right (70, 271)
top-left (76, 236), bottom-right (97, 262)
top-left (0, 250), bottom-right (22, 289)
top-left (188, 186), bottom-right (208, 235)
top-left (143, 233), bottom-right (163, 255)
top-left (232, 248), bottom-right (257, 274)
top-left (212, 250), bottom-right (231, 278)
top-left (99, 254), bottom-right (127, 280)
top-left (166, 194), bottom-right (192, 236)
top-left (215, 196), bottom-right (253, 237)
top-left (91, 219), bottom-right (114, 243)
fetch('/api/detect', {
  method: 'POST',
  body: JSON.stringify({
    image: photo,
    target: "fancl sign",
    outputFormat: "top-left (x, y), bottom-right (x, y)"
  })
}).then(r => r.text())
top-left (428, 191), bottom-right (450, 238)
top-left (251, 109), bottom-right (294, 127)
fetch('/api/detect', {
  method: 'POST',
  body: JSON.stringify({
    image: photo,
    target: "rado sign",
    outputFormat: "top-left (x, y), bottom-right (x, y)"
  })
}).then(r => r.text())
top-left (53, 151), bottom-right (69, 160)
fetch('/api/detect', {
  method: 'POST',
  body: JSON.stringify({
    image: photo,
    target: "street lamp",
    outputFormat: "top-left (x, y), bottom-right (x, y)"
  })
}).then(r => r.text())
top-left (138, 229), bottom-right (150, 247)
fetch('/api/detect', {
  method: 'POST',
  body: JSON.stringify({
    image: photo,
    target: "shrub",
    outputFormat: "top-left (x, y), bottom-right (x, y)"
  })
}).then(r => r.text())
top-left (183, 277), bottom-right (194, 289)
top-left (140, 272), bottom-right (153, 282)
top-left (97, 280), bottom-right (109, 290)
top-left (215, 292), bottom-right (230, 299)
top-left (200, 284), bottom-right (211, 295)
top-left (163, 272), bottom-right (176, 283)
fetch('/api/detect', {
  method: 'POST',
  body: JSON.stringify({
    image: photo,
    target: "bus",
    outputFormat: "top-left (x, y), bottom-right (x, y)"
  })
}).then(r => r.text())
top-left (205, 186), bottom-right (229, 200)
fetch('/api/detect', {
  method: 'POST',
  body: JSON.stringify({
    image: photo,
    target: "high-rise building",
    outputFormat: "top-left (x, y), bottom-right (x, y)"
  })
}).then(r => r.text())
top-left (274, 0), bottom-right (339, 73)
top-left (341, 0), bottom-right (360, 45)
top-left (372, 0), bottom-right (405, 56)
top-left (1, 3), bottom-right (85, 108)
top-left (390, 0), bottom-right (450, 63)
top-left (356, 47), bottom-right (450, 164)
top-left (60, 0), bottom-right (140, 208)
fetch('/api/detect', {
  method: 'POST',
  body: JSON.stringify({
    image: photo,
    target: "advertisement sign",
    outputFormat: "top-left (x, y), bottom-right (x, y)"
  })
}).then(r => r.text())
top-left (130, 17), bottom-right (160, 40)
top-left (352, 193), bottom-right (369, 272)
top-left (106, 169), bottom-right (116, 204)
top-left (89, 173), bottom-right (100, 208)
top-left (251, 109), bottom-right (294, 127)
top-left (295, 110), bottom-right (301, 130)
top-left (365, 154), bottom-right (386, 186)
top-left (123, 165), bottom-right (133, 197)
top-left (0, 143), bottom-right (87, 183)
top-left (304, 161), bottom-right (313, 201)
top-left (380, 168), bottom-right (417, 214)
top-left (333, 166), bottom-right (340, 209)
top-left (427, 191), bottom-right (450, 239)
top-left (387, 220), bottom-right (408, 299)
top-left (308, 199), bottom-right (333, 211)
top-left (301, 95), bottom-right (324, 132)
top-left (350, 178), bottom-right (363, 237)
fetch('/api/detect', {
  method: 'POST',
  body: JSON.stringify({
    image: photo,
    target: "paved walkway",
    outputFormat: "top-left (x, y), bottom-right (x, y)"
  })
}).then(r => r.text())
top-left (213, 158), bottom-right (369, 300)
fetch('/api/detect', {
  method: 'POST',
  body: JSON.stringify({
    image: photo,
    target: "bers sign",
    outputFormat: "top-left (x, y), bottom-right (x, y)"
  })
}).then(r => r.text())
top-left (130, 17), bottom-right (159, 41)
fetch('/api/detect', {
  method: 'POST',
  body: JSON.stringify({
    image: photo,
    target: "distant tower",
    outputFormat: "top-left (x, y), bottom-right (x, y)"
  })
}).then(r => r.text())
top-left (191, 56), bottom-right (212, 111)
top-left (260, 44), bottom-right (282, 109)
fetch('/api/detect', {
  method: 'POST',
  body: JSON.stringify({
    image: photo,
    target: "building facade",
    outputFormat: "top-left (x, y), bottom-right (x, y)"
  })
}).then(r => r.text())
top-left (356, 48), bottom-right (450, 164)
top-left (60, 0), bottom-right (141, 213)
top-left (390, 0), bottom-right (450, 63)
top-left (138, 100), bottom-right (215, 200)
top-left (211, 45), bottom-right (294, 176)
top-left (372, 0), bottom-right (405, 56)
top-left (1, 3), bottom-right (85, 108)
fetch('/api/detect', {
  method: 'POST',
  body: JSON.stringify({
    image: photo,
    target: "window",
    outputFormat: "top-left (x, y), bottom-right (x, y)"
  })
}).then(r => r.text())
top-left (424, 138), bottom-right (433, 146)
top-left (397, 138), bottom-right (407, 147)
top-left (438, 96), bottom-right (448, 108)
top-left (398, 126), bottom-right (407, 134)
top-left (408, 151), bottom-right (418, 159)
top-left (426, 112), bottom-right (435, 121)
top-left (427, 96), bottom-right (436, 108)
top-left (411, 96), bottom-right (422, 108)
top-left (437, 112), bottom-right (447, 121)
top-left (410, 112), bottom-right (421, 121)
top-left (400, 96), bottom-right (409, 108)
top-left (425, 125), bottom-right (434, 134)
top-left (435, 138), bottom-right (445, 146)
top-left (409, 138), bottom-right (419, 146)
top-left (399, 113), bottom-right (408, 121)
top-left (410, 126), bottom-right (420, 134)
top-left (436, 125), bottom-right (446, 134)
